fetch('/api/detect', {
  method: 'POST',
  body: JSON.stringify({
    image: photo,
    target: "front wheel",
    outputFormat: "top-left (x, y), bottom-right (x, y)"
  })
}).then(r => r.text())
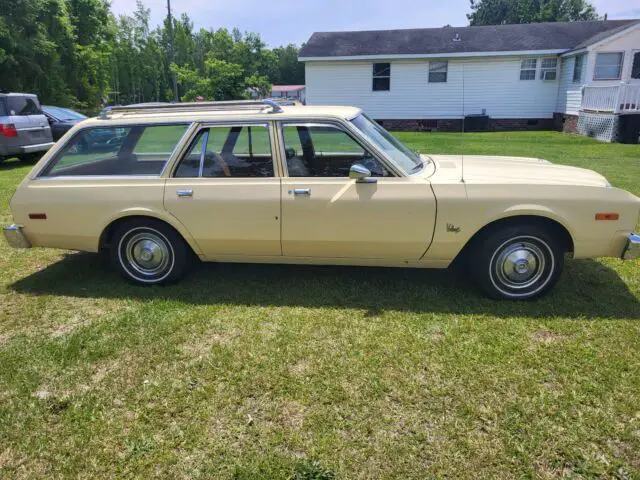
top-left (110, 219), bottom-right (189, 285)
top-left (470, 224), bottom-right (564, 300)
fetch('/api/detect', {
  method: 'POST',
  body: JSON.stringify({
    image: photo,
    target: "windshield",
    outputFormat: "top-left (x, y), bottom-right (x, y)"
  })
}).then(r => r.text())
top-left (350, 114), bottom-right (423, 174)
top-left (43, 106), bottom-right (86, 121)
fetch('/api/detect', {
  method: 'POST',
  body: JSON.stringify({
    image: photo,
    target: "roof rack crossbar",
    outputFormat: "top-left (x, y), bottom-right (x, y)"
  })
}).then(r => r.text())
top-left (99, 99), bottom-right (284, 118)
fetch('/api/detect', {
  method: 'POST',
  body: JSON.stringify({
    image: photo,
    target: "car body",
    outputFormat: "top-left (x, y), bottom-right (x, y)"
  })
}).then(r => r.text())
top-left (3, 100), bottom-right (639, 299)
top-left (0, 93), bottom-right (54, 161)
top-left (42, 106), bottom-right (87, 140)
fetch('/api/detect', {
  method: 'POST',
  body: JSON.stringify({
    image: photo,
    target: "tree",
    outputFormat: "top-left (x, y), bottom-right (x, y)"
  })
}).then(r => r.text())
top-left (467, 0), bottom-right (598, 25)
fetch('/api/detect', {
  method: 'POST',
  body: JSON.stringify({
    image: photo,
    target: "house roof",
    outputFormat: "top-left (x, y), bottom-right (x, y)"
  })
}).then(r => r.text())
top-left (271, 85), bottom-right (306, 92)
top-left (299, 20), bottom-right (639, 59)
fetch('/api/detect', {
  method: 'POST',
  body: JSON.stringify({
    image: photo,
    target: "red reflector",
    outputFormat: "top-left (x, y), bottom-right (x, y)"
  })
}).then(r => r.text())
top-left (28, 213), bottom-right (47, 220)
top-left (595, 213), bottom-right (619, 221)
top-left (0, 123), bottom-right (18, 138)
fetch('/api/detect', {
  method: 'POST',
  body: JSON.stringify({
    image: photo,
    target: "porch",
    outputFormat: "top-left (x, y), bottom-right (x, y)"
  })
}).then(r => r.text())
top-left (581, 83), bottom-right (640, 113)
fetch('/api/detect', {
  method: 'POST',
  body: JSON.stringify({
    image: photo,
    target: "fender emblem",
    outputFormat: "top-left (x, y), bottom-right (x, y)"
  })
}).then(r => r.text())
top-left (446, 223), bottom-right (461, 233)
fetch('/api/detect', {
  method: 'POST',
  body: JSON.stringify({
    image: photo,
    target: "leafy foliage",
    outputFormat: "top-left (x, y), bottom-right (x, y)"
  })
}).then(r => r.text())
top-left (0, 0), bottom-right (305, 112)
top-left (468, 0), bottom-right (599, 25)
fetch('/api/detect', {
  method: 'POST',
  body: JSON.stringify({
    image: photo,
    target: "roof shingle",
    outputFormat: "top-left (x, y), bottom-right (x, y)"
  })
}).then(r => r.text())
top-left (299, 20), bottom-right (638, 59)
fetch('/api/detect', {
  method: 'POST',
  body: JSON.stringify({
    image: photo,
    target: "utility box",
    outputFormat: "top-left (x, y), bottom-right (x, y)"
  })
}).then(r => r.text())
top-left (618, 114), bottom-right (640, 144)
top-left (464, 114), bottom-right (490, 132)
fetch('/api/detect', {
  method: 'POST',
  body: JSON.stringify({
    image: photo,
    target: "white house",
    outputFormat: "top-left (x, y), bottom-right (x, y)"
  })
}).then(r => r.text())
top-left (299, 20), bottom-right (640, 137)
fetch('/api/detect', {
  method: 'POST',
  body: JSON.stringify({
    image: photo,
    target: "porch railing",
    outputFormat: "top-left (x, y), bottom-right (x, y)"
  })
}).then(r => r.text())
top-left (581, 83), bottom-right (640, 114)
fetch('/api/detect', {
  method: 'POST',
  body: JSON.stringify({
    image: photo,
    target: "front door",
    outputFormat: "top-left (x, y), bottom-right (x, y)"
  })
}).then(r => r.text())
top-left (164, 123), bottom-right (281, 258)
top-left (279, 123), bottom-right (436, 260)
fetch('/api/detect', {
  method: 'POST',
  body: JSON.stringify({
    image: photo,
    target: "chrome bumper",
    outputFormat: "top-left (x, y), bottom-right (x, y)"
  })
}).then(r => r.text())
top-left (3, 224), bottom-right (31, 249)
top-left (621, 233), bottom-right (640, 260)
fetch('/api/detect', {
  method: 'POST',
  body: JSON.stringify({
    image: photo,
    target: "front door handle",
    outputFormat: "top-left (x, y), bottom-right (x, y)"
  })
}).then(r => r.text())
top-left (291, 188), bottom-right (311, 196)
top-left (176, 189), bottom-right (193, 198)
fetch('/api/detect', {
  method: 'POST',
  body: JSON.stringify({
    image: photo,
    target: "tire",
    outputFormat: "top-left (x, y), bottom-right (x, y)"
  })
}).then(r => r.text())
top-left (110, 219), bottom-right (189, 285)
top-left (470, 224), bottom-right (564, 300)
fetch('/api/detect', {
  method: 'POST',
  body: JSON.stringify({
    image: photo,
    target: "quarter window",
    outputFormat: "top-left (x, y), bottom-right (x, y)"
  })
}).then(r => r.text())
top-left (573, 54), bottom-right (585, 83)
top-left (594, 52), bottom-right (624, 80)
top-left (520, 59), bottom-right (537, 80)
top-left (428, 61), bottom-right (448, 83)
top-left (281, 124), bottom-right (390, 178)
top-left (540, 58), bottom-right (558, 80)
top-left (373, 63), bottom-right (391, 91)
top-left (41, 124), bottom-right (189, 177)
top-left (5, 95), bottom-right (42, 115)
top-left (174, 125), bottom-right (274, 178)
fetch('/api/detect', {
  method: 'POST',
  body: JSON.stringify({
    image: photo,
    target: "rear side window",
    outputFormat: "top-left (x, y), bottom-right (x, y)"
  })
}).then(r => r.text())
top-left (174, 124), bottom-right (274, 178)
top-left (5, 96), bottom-right (42, 116)
top-left (41, 124), bottom-right (189, 177)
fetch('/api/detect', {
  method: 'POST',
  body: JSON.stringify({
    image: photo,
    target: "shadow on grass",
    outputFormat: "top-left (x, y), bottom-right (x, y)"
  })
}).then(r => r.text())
top-left (0, 158), bottom-right (34, 171)
top-left (9, 252), bottom-right (640, 319)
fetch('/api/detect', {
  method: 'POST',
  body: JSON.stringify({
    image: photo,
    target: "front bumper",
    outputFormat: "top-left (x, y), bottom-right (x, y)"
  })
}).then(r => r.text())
top-left (621, 233), bottom-right (640, 260)
top-left (3, 224), bottom-right (31, 249)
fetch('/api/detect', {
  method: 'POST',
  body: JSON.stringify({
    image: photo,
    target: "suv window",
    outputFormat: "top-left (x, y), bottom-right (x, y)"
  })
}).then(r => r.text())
top-left (174, 125), bottom-right (274, 178)
top-left (5, 96), bottom-right (42, 116)
top-left (281, 124), bottom-right (390, 178)
top-left (41, 124), bottom-right (189, 177)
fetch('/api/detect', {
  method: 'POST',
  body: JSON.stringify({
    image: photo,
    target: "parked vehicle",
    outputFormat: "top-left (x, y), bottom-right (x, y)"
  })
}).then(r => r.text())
top-left (3, 100), bottom-right (639, 299)
top-left (42, 106), bottom-right (87, 140)
top-left (0, 92), bottom-right (54, 162)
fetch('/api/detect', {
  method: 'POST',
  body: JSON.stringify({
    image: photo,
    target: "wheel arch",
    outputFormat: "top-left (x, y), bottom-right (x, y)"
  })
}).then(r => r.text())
top-left (99, 211), bottom-right (202, 257)
top-left (454, 214), bottom-right (574, 265)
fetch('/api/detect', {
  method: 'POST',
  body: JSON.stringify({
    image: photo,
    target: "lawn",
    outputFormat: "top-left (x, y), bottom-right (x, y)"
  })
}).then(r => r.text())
top-left (0, 131), bottom-right (639, 479)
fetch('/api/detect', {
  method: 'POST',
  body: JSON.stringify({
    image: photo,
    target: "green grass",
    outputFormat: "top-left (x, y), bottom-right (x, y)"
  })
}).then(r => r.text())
top-left (0, 131), bottom-right (639, 479)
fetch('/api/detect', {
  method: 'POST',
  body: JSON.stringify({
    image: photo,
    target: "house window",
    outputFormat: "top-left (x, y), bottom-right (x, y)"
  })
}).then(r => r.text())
top-left (540, 58), bottom-right (558, 80)
top-left (520, 59), bottom-right (537, 80)
top-left (631, 52), bottom-right (640, 80)
top-left (373, 63), bottom-right (391, 91)
top-left (428, 61), bottom-right (448, 82)
top-left (594, 52), bottom-right (624, 80)
top-left (573, 54), bottom-right (585, 83)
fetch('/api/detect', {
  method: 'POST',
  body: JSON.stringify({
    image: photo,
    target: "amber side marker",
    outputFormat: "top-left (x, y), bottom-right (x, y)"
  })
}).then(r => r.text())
top-left (595, 213), bottom-right (619, 221)
top-left (28, 213), bottom-right (47, 220)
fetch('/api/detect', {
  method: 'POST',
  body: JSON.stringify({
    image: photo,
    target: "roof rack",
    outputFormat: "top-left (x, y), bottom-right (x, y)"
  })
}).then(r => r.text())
top-left (98, 99), bottom-right (285, 119)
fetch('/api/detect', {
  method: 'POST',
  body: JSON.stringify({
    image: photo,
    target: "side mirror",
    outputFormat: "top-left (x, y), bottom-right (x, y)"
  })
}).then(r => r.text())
top-left (349, 164), bottom-right (376, 183)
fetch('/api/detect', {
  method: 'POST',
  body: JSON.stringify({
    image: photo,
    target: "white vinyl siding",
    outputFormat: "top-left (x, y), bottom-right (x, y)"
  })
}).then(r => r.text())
top-left (305, 57), bottom-right (559, 119)
top-left (556, 56), bottom-right (583, 115)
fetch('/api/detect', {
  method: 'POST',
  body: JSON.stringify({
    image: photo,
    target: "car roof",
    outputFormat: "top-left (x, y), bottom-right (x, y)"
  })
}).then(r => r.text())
top-left (80, 104), bottom-right (363, 126)
top-left (0, 92), bottom-right (39, 98)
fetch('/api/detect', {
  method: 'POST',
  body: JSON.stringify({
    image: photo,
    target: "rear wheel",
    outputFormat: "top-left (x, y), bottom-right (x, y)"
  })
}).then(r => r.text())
top-left (470, 224), bottom-right (564, 300)
top-left (110, 219), bottom-right (189, 285)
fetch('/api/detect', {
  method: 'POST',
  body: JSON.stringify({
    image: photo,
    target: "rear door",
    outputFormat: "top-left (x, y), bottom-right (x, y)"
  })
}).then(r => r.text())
top-left (164, 122), bottom-right (282, 258)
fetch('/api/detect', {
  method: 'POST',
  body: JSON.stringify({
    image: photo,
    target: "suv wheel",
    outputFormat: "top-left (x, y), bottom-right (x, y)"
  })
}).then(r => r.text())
top-left (110, 219), bottom-right (189, 285)
top-left (470, 224), bottom-right (564, 300)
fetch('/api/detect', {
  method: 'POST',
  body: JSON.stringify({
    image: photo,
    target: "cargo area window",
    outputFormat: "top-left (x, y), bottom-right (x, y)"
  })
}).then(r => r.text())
top-left (40, 124), bottom-right (189, 177)
top-left (173, 124), bottom-right (274, 178)
top-left (373, 63), bottom-right (391, 91)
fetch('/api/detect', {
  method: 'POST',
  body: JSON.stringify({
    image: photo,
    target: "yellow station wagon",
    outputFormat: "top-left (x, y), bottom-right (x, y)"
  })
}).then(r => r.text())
top-left (4, 100), bottom-right (640, 299)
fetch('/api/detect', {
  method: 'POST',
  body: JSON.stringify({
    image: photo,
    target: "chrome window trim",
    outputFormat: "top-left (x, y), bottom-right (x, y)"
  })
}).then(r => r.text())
top-left (276, 120), bottom-right (402, 178)
top-left (34, 121), bottom-right (194, 180)
top-left (170, 121), bottom-right (277, 179)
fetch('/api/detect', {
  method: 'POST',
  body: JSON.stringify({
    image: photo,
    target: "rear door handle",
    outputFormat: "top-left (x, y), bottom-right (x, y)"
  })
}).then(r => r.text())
top-left (291, 188), bottom-right (311, 196)
top-left (176, 189), bottom-right (193, 198)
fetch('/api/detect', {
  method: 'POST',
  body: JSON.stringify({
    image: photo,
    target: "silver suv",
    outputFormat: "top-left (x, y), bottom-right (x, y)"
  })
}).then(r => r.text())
top-left (0, 92), bottom-right (54, 163)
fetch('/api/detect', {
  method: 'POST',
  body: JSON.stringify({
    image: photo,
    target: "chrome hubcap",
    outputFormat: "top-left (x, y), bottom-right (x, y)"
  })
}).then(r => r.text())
top-left (125, 232), bottom-right (170, 276)
top-left (495, 241), bottom-right (546, 290)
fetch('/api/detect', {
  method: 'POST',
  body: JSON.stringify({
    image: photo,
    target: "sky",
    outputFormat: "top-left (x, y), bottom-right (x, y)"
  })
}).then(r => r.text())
top-left (109, 0), bottom-right (640, 47)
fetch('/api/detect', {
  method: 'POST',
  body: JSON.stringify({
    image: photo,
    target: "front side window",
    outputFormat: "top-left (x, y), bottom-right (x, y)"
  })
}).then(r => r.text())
top-left (520, 59), bottom-right (537, 80)
top-left (174, 124), bottom-right (274, 178)
top-left (429, 61), bottom-right (448, 83)
top-left (573, 54), bottom-right (585, 83)
top-left (281, 123), bottom-right (390, 178)
top-left (594, 52), bottom-right (624, 80)
top-left (41, 124), bottom-right (189, 177)
top-left (540, 58), bottom-right (558, 80)
top-left (373, 63), bottom-right (391, 91)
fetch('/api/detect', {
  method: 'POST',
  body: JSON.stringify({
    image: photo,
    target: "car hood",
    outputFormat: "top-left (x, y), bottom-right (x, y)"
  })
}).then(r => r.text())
top-left (427, 155), bottom-right (610, 187)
